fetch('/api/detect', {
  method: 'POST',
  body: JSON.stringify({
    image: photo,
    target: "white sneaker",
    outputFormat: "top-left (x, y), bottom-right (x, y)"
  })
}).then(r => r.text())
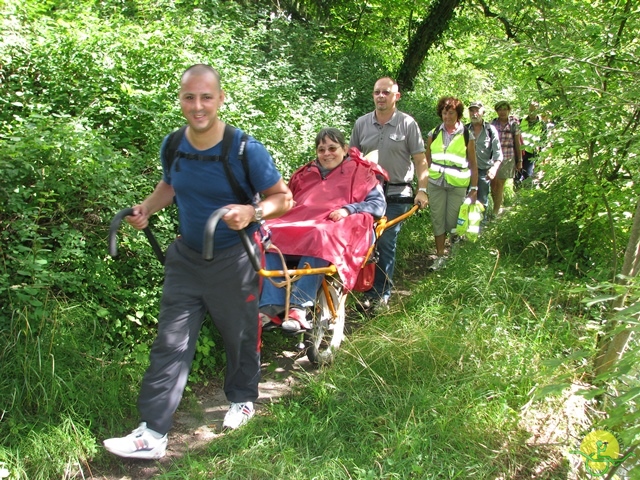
top-left (103, 422), bottom-right (167, 459)
top-left (281, 308), bottom-right (311, 332)
top-left (223, 402), bottom-right (255, 430)
top-left (430, 256), bottom-right (447, 271)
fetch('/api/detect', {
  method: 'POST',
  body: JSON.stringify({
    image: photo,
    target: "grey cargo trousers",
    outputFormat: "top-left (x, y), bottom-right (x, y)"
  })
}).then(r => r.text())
top-left (138, 237), bottom-right (261, 435)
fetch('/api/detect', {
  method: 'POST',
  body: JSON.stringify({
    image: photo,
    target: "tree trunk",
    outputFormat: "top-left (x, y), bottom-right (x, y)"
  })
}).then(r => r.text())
top-left (396, 0), bottom-right (462, 91)
top-left (594, 196), bottom-right (640, 376)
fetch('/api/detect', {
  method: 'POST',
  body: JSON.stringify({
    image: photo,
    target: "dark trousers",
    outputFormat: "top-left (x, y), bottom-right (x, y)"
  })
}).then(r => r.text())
top-left (138, 238), bottom-right (261, 435)
top-left (521, 150), bottom-right (538, 180)
top-left (477, 168), bottom-right (491, 208)
top-left (365, 202), bottom-right (411, 302)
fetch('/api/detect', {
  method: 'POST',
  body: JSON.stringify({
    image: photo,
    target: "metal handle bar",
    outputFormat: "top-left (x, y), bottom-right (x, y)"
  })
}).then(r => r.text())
top-left (363, 204), bottom-right (420, 265)
top-left (109, 208), bottom-right (166, 265)
top-left (203, 208), bottom-right (262, 272)
top-left (375, 203), bottom-right (419, 236)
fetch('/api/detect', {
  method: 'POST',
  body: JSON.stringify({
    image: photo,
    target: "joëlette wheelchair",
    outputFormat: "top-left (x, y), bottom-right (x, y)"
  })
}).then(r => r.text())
top-left (109, 203), bottom-right (418, 366)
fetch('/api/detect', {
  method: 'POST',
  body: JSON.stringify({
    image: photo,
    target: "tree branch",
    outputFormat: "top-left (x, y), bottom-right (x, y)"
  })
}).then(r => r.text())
top-left (476, 0), bottom-right (517, 39)
top-left (395, 0), bottom-right (462, 91)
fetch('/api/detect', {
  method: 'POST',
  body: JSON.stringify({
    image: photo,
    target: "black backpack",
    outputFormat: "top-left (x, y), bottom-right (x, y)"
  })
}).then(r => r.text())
top-left (163, 124), bottom-right (256, 205)
top-left (464, 122), bottom-right (495, 145)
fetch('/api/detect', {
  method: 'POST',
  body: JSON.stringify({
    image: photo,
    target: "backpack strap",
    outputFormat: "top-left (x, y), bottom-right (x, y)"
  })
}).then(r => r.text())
top-left (162, 124), bottom-right (255, 204)
top-left (431, 125), bottom-right (442, 143)
top-left (220, 124), bottom-right (253, 205)
top-left (485, 122), bottom-right (493, 143)
top-left (163, 126), bottom-right (188, 181)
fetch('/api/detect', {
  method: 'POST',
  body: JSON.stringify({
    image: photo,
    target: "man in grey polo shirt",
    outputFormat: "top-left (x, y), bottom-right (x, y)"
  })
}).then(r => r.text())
top-left (466, 101), bottom-right (502, 217)
top-left (350, 77), bottom-right (428, 312)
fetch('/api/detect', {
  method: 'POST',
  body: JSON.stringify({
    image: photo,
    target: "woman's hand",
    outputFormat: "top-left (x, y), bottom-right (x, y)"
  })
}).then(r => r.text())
top-left (329, 208), bottom-right (349, 222)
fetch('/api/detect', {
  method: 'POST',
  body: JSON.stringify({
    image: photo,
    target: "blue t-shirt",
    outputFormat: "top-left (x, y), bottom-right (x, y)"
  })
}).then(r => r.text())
top-left (161, 128), bottom-right (282, 252)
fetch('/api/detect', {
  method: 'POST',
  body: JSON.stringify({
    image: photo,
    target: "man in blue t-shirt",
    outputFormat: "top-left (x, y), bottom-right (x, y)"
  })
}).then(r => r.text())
top-left (104, 64), bottom-right (293, 459)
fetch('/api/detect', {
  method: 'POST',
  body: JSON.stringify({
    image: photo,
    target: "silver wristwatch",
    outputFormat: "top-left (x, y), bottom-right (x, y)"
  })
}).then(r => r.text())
top-left (253, 204), bottom-right (263, 223)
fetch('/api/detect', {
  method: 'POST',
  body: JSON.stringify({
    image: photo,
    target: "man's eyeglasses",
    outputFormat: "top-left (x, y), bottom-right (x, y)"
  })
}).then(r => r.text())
top-left (317, 145), bottom-right (340, 154)
top-left (373, 90), bottom-right (393, 97)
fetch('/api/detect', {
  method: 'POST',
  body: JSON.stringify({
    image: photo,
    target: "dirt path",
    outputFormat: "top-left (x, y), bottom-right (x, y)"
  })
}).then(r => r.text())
top-left (88, 346), bottom-right (315, 479)
top-left (85, 258), bottom-right (597, 479)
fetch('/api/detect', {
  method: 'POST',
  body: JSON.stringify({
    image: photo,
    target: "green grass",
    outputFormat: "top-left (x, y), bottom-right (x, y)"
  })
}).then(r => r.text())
top-left (0, 299), bottom-right (144, 479)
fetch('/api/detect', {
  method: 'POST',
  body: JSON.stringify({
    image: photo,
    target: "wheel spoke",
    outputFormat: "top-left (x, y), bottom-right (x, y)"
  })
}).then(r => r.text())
top-left (307, 278), bottom-right (346, 365)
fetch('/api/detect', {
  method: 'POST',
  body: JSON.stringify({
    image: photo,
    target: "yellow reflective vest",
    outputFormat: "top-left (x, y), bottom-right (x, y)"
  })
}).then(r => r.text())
top-left (428, 127), bottom-right (470, 187)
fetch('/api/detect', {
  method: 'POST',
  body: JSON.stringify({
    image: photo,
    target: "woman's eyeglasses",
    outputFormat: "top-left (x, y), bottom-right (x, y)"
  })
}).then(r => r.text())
top-left (317, 145), bottom-right (341, 154)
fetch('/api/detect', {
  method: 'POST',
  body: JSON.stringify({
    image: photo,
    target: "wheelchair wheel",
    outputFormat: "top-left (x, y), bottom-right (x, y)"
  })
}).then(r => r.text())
top-left (306, 277), bottom-right (346, 366)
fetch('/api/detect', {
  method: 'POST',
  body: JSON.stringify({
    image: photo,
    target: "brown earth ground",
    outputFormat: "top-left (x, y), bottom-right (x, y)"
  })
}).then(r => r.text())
top-left (85, 252), bottom-right (597, 479)
top-left (88, 348), bottom-right (315, 479)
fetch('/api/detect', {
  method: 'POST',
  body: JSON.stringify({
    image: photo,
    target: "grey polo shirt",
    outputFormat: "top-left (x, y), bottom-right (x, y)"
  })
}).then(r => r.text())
top-left (350, 109), bottom-right (425, 197)
top-left (470, 121), bottom-right (503, 170)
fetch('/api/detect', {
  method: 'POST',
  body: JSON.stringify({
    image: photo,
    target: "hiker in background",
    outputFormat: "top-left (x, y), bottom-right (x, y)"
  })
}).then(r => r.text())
top-left (426, 96), bottom-right (478, 271)
top-left (350, 77), bottom-right (428, 313)
top-left (490, 100), bottom-right (522, 216)
top-left (540, 111), bottom-right (556, 164)
top-left (467, 101), bottom-right (502, 222)
top-left (259, 127), bottom-right (387, 332)
top-left (519, 101), bottom-right (547, 183)
top-left (103, 64), bottom-right (293, 459)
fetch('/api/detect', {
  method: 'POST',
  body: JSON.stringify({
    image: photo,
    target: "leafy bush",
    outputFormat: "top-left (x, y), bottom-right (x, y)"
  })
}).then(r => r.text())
top-left (0, 112), bottom-right (162, 339)
top-left (485, 155), bottom-right (633, 281)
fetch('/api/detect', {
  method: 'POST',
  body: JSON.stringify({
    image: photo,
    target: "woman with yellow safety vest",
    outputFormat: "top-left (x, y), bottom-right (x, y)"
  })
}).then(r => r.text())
top-left (425, 96), bottom-right (479, 270)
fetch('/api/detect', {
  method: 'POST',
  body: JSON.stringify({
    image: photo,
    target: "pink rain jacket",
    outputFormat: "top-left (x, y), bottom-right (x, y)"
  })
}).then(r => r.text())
top-left (266, 148), bottom-right (388, 290)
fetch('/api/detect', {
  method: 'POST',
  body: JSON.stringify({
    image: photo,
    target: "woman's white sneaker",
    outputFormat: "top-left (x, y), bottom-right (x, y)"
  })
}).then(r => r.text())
top-left (430, 256), bottom-right (447, 271)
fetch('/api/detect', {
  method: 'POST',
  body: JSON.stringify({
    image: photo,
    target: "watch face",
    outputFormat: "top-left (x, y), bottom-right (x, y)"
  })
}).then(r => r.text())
top-left (254, 206), bottom-right (263, 222)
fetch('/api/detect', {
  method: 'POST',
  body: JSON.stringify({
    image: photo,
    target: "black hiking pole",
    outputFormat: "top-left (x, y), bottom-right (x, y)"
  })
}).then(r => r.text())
top-left (109, 208), bottom-right (166, 265)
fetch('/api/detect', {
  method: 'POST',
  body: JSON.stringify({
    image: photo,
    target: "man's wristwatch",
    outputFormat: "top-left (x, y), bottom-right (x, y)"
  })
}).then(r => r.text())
top-left (418, 187), bottom-right (427, 194)
top-left (253, 204), bottom-right (263, 223)
top-left (469, 186), bottom-right (478, 191)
